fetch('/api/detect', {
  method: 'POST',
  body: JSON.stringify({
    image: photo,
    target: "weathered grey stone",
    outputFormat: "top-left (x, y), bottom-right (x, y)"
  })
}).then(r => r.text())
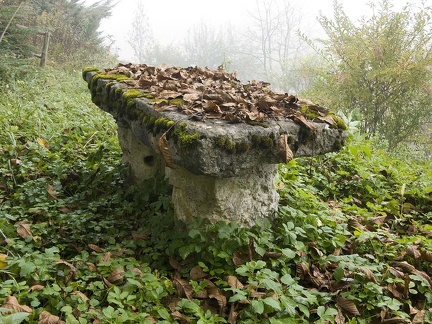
top-left (167, 164), bottom-right (279, 226)
top-left (83, 70), bottom-right (347, 226)
top-left (117, 126), bottom-right (164, 182)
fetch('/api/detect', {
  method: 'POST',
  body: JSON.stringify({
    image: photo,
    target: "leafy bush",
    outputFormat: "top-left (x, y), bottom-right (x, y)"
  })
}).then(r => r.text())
top-left (0, 69), bottom-right (431, 323)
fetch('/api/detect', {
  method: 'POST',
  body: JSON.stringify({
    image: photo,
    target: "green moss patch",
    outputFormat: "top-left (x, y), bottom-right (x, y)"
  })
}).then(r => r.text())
top-left (172, 123), bottom-right (199, 149)
top-left (215, 136), bottom-right (250, 154)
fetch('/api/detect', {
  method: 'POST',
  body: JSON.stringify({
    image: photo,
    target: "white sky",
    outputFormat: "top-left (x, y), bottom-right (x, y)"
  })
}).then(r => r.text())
top-left (93, 0), bottom-right (428, 61)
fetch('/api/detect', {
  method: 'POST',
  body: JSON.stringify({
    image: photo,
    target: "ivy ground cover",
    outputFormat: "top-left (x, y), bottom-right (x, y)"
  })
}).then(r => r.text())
top-left (0, 69), bottom-right (431, 323)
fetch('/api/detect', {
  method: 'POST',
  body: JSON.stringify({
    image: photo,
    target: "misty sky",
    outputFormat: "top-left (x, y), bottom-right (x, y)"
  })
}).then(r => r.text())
top-left (94, 0), bottom-right (429, 62)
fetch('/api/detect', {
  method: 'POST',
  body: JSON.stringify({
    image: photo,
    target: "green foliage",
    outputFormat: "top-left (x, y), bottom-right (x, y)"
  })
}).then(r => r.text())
top-left (0, 67), bottom-right (431, 322)
top-left (0, 0), bottom-right (116, 75)
top-left (0, 1), bottom-right (33, 58)
top-left (303, 0), bottom-right (432, 151)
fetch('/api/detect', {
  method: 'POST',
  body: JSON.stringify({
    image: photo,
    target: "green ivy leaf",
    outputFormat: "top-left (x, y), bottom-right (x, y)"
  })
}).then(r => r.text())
top-left (333, 266), bottom-right (345, 281)
top-left (263, 297), bottom-right (281, 311)
top-left (251, 300), bottom-right (264, 314)
top-left (281, 248), bottom-right (296, 259)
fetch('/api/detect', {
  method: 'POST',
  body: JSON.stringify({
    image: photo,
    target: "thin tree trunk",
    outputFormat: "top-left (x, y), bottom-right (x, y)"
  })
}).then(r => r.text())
top-left (0, 1), bottom-right (25, 45)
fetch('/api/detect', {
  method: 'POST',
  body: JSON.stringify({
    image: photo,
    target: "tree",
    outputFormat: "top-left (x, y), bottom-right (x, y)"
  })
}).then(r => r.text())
top-left (304, 0), bottom-right (432, 150)
top-left (245, 0), bottom-right (309, 92)
top-left (0, 1), bottom-right (39, 82)
top-left (0, 0), bottom-right (33, 58)
top-left (29, 0), bottom-right (115, 64)
top-left (1, 0), bottom-right (115, 67)
top-left (182, 23), bottom-right (223, 68)
top-left (128, 2), bottom-right (157, 64)
top-left (182, 23), bottom-right (261, 81)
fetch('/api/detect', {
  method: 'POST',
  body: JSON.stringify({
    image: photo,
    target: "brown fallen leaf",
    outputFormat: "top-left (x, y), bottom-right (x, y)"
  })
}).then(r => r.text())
top-left (336, 296), bottom-right (360, 316)
top-left (88, 244), bottom-right (104, 253)
top-left (296, 262), bottom-right (310, 280)
top-left (159, 90), bottom-right (182, 99)
top-left (391, 261), bottom-right (432, 286)
top-left (412, 310), bottom-right (425, 324)
top-left (56, 260), bottom-right (77, 283)
top-left (173, 278), bottom-right (194, 299)
top-left (157, 132), bottom-right (176, 169)
top-left (107, 268), bottom-right (125, 283)
top-left (16, 221), bottom-right (32, 239)
top-left (10, 158), bottom-right (22, 165)
top-left (226, 275), bottom-right (244, 289)
top-left (207, 281), bottom-right (227, 310)
top-left (38, 310), bottom-right (65, 324)
top-left (100, 252), bottom-right (111, 263)
top-left (317, 114), bottom-right (337, 126)
top-left (1, 296), bottom-right (32, 314)
top-left (232, 252), bottom-right (248, 266)
top-left (292, 111), bottom-right (317, 132)
top-left (145, 316), bottom-right (157, 323)
top-left (70, 291), bottom-right (89, 302)
top-left (190, 265), bottom-right (207, 281)
top-left (0, 182), bottom-right (7, 192)
top-left (47, 183), bottom-right (57, 201)
top-left (335, 309), bottom-right (345, 324)
top-left (277, 134), bottom-right (294, 163)
top-left (29, 284), bottom-right (45, 292)
top-left (58, 206), bottom-right (71, 214)
top-left (171, 311), bottom-right (191, 323)
top-left (359, 267), bottom-right (378, 284)
top-left (86, 262), bottom-right (97, 272)
top-left (202, 100), bottom-right (222, 114)
top-left (420, 249), bottom-right (432, 262)
top-left (407, 245), bottom-right (421, 260)
top-left (169, 257), bottom-right (182, 271)
top-left (183, 92), bottom-right (201, 102)
top-left (228, 303), bottom-right (238, 324)
top-left (385, 284), bottom-right (403, 299)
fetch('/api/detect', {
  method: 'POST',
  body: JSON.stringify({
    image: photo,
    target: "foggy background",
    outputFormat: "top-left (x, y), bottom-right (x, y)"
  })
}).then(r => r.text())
top-left (92, 0), bottom-right (428, 93)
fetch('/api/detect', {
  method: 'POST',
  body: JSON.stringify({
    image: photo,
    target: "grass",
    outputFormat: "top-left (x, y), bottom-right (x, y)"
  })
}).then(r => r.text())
top-left (0, 67), bottom-right (431, 323)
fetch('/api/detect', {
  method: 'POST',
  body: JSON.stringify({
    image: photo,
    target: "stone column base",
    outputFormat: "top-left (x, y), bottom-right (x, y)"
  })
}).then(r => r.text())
top-left (117, 126), bottom-right (279, 227)
top-left (166, 165), bottom-right (279, 226)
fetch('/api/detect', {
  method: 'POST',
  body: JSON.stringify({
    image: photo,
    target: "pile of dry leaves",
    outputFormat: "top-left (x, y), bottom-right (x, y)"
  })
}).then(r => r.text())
top-left (105, 63), bottom-right (337, 129)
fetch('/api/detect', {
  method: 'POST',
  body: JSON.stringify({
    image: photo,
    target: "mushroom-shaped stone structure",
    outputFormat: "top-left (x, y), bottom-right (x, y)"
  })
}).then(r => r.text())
top-left (83, 63), bottom-right (347, 227)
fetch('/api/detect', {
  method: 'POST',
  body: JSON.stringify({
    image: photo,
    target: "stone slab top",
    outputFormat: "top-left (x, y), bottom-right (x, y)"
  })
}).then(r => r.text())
top-left (83, 64), bottom-right (347, 177)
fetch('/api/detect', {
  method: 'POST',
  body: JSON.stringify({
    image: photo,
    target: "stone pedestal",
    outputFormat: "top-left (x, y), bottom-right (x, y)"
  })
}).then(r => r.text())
top-left (167, 164), bottom-right (279, 226)
top-left (83, 68), bottom-right (347, 227)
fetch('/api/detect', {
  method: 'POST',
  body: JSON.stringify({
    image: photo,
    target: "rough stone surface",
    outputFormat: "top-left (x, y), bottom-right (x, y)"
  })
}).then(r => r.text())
top-left (167, 165), bottom-right (279, 226)
top-left (83, 68), bottom-right (347, 226)
top-left (117, 126), bottom-right (164, 181)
